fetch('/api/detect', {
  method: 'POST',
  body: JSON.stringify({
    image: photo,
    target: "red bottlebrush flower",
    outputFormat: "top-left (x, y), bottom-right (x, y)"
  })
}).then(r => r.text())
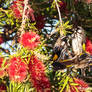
top-left (13, 8), bottom-right (22, 18)
top-left (8, 57), bottom-right (27, 82)
top-left (12, 1), bottom-right (17, 4)
top-left (10, 0), bottom-right (35, 20)
top-left (10, 1), bottom-right (22, 19)
top-left (10, 1), bottom-right (17, 9)
top-left (0, 83), bottom-right (6, 91)
top-left (70, 85), bottom-right (77, 92)
top-left (20, 32), bottom-right (40, 50)
top-left (28, 6), bottom-right (35, 21)
top-left (74, 78), bottom-right (88, 88)
top-left (86, 38), bottom-right (92, 55)
top-left (35, 15), bottom-right (45, 30)
top-left (28, 56), bottom-right (51, 92)
top-left (10, 4), bottom-right (17, 8)
top-left (25, 5), bottom-right (35, 21)
top-left (0, 37), bottom-right (3, 44)
top-left (71, 78), bottom-right (88, 92)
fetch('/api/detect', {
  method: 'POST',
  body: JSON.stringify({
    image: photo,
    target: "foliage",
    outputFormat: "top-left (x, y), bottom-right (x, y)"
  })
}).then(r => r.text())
top-left (0, 0), bottom-right (92, 92)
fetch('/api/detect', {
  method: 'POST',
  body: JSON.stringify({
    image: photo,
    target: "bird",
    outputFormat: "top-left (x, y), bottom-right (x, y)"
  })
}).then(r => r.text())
top-left (72, 26), bottom-right (85, 55)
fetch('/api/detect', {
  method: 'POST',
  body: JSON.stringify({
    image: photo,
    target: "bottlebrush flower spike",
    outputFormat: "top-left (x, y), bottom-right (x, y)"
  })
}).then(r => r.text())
top-left (70, 85), bottom-right (78, 92)
top-left (12, 1), bottom-right (17, 4)
top-left (27, 5), bottom-right (35, 21)
top-left (10, 1), bottom-right (22, 19)
top-left (86, 38), bottom-right (92, 55)
top-left (8, 57), bottom-right (27, 82)
top-left (74, 78), bottom-right (88, 88)
top-left (28, 56), bottom-right (51, 92)
top-left (10, 0), bottom-right (35, 20)
top-left (19, 32), bottom-right (40, 50)
top-left (13, 8), bottom-right (22, 18)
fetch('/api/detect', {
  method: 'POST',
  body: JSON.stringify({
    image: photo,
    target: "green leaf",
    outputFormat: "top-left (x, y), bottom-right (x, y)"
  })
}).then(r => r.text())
top-left (63, 21), bottom-right (69, 26)
top-left (59, 75), bottom-right (66, 84)
top-left (56, 71), bottom-right (62, 77)
top-left (69, 78), bottom-right (73, 82)
top-left (66, 84), bottom-right (70, 92)
top-left (62, 72), bottom-right (66, 77)
top-left (16, 83), bottom-right (23, 90)
top-left (82, 43), bottom-right (86, 51)
top-left (60, 76), bottom-right (70, 92)
top-left (70, 83), bottom-right (79, 86)
top-left (29, 88), bottom-right (35, 91)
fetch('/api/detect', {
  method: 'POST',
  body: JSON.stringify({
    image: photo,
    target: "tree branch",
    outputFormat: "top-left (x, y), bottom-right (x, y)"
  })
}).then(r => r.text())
top-left (54, 0), bottom-right (62, 25)
top-left (19, 0), bottom-right (29, 36)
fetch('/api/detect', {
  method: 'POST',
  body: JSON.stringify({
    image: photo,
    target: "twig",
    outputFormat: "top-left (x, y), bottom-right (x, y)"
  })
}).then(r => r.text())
top-left (54, 0), bottom-right (62, 25)
top-left (19, 0), bottom-right (29, 35)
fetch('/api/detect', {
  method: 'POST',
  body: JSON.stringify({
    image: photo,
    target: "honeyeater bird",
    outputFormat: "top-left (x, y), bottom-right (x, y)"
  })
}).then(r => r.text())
top-left (52, 37), bottom-right (65, 61)
top-left (72, 26), bottom-right (85, 55)
top-left (52, 37), bottom-right (67, 70)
